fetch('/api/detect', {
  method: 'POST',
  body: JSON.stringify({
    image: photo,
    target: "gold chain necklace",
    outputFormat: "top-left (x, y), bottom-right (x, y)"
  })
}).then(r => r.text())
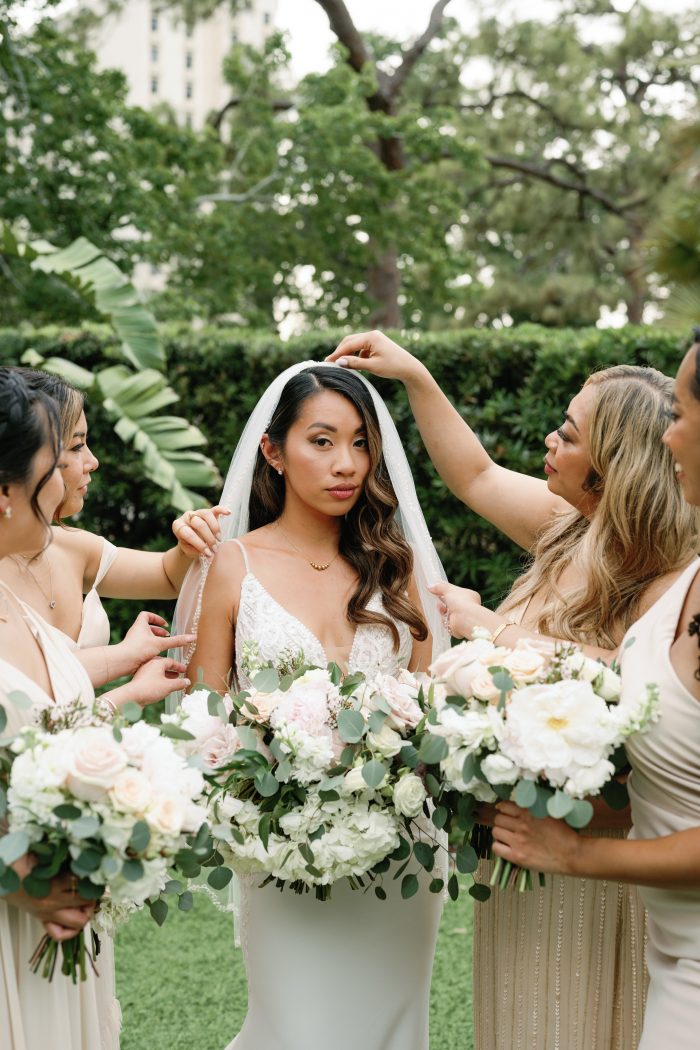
top-left (276, 523), bottom-right (340, 572)
top-left (13, 552), bottom-right (57, 609)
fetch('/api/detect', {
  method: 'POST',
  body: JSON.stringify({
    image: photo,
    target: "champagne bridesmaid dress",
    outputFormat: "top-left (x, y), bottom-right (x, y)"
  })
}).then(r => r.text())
top-left (621, 557), bottom-right (700, 1050)
top-left (0, 584), bottom-right (121, 1050)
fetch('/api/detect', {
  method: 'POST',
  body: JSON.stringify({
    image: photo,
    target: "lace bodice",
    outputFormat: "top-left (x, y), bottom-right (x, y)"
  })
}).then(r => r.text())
top-left (231, 540), bottom-right (413, 689)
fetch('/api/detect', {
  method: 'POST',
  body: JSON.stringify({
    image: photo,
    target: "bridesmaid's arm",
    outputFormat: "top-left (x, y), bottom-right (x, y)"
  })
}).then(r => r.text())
top-left (493, 801), bottom-right (700, 890)
top-left (407, 575), bottom-right (434, 674)
top-left (186, 543), bottom-right (242, 694)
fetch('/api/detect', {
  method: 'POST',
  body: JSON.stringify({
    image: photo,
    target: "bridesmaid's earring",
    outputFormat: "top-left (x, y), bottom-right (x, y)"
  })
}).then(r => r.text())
top-left (277, 469), bottom-right (283, 476)
top-left (1, 505), bottom-right (12, 519)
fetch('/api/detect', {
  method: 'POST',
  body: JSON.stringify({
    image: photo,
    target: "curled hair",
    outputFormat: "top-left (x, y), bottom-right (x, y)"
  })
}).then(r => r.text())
top-left (14, 369), bottom-right (85, 522)
top-left (0, 367), bottom-right (61, 544)
top-left (502, 364), bottom-right (699, 647)
top-left (248, 366), bottom-right (427, 647)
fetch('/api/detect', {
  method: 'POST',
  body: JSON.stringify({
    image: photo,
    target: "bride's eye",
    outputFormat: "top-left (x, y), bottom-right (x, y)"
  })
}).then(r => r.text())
top-left (312, 437), bottom-right (332, 447)
top-left (354, 437), bottom-right (368, 449)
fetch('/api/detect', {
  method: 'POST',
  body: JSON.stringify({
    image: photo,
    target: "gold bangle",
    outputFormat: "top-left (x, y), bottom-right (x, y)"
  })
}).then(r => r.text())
top-left (491, 619), bottom-right (517, 644)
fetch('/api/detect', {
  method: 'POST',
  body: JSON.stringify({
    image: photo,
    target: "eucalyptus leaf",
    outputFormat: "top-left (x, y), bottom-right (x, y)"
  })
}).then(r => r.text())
top-left (160, 723), bottom-right (196, 741)
top-left (361, 759), bottom-right (387, 789)
top-left (413, 841), bottom-right (435, 871)
top-left (70, 815), bottom-right (101, 839)
top-left (418, 734), bottom-right (448, 766)
top-left (513, 779), bottom-right (538, 809)
top-left (337, 709), bottom-right (365, 744)
top-left (252, 667), bottom-right (280, 693)
top-left (368, 709), bottom-right (388, 734)
top-left (149, 898), bottom-right (169, 926)
top-left (237, 726), bottom-right (261, 752)
top-left (456, 844), bottom-right (478, 874)
top-left (208, 866), bottom-right (233, 890)
top-left (469, 882), bottom-right (492, 902)
top-left (178, 891), bottom-right (194, 911)
top-left (546, 790), bottom-right (574, 820)
top-left (121, 701), bottom-right (142, 724)
top-left (129, 820), bottom-right (151, 853)
top-left (401, 873), bottom-right (419, 899)
top-left (0, 831), bottom-right (29, 866)
top-left (122, 859), bottom-right (144, 882)
top-left (254, 769), bottom-right (279, 798)
top-left (7, 690), bottom-right (32, 710)
top-left (565, 798), bottom-right (594, 829)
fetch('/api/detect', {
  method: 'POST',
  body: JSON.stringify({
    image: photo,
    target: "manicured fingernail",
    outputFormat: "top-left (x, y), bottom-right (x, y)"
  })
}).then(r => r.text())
top-left (338, 356), bottom-right (348, 366)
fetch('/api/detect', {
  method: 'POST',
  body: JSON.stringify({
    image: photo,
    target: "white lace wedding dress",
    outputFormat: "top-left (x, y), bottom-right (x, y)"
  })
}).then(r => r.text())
top-left (225, 540), bottom-right (444, 1050)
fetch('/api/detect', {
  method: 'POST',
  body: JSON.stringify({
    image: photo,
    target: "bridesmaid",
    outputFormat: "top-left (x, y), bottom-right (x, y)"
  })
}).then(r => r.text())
top-left (493, 331), bottom-right (700, 1050)
top-left (327, 331), bottom-right (698, 1050)
top-left (0, 368), bottom-right (228, 657)
top-left (0, 370), bottom-right (117, 1049)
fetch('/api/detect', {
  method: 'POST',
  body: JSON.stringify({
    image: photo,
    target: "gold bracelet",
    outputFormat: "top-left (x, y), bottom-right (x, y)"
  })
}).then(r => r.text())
top-left (491, 618), bottom-right (517, 644)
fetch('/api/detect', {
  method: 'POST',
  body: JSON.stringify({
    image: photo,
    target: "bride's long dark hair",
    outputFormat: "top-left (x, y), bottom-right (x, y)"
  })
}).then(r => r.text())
top-left (248, 366), bottom-right (428, 647)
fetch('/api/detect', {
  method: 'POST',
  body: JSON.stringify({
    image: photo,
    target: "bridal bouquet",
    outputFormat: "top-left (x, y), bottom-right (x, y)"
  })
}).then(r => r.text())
top-left (0, 695), bottom-right (216, 981)
top-left (427, 629), bottom-right (660, 892)
top-left (187, 657), bottom-right (452, 901)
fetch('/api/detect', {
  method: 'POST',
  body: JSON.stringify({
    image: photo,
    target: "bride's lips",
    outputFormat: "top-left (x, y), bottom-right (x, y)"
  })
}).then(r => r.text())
top-left (543, 458), bottom-right (556, 475)
top-left (327, 484), bottom-right (357, 500)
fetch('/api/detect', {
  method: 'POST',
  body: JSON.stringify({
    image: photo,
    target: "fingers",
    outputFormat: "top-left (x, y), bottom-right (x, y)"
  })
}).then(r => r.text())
top-left (163, 633), bottom-right (197, 652)
top-left (428, 582), bottom-right (449, 597)
top-left (326, 332), bottom-right (379, 362)
top-left (137, 611), bottom-right (168, 628)
top-left (44, 906), bottom-right (93, 934)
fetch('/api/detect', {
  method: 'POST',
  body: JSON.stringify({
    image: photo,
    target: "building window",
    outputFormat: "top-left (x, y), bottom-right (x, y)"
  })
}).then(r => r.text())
top-left (185, 81), bottom-right (193, 99)
top-left (263, 11), bottom-right (271, 24)
top-left (186, 51), bottom-right (193, 69)
top-left (185, 22), bottom-right (194, 38)
top-left (231, 31), bottom-right (238, 44)
top-left (184, 113), bottom-right (193, 129)
top-left (151, 44), bottom-right (158, 62)
top-left (151, 76), bottom-right (158, 94)
top-left (151, 14), bottom-right (158, 31)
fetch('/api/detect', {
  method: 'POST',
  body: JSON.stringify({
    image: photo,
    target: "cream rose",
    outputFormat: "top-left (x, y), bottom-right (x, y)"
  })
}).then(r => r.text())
top-left (470, 669), bottom-right (501, 703)
top-left (342, 767), bottom-right (368, 794)
top-left (501, 642), bottom-right (547, 684)
top-left (67, 728), bottom-right (128, 802)
top-left (109, 769), bottom-right (152, 814)
top-left (393, 774), bottom-right (427, 817)
top-left (148, 795), bottom-right (185, 838)
top-left (244, 690), bottom-right (284, 723)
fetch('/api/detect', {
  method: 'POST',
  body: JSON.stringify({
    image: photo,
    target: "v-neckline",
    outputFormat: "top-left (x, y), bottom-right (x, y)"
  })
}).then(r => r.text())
top-left (242, 571), bottom-right (360, 671)
top-left (0, 583), bottom-right (58, 704)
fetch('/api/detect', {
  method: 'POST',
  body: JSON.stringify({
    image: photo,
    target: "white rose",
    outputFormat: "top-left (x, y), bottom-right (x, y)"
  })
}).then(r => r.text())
top-left (148, 795), bottom-right (185, 838)
top-left (119, 722), bottom-right (161, 764)
top-left (393, 774), bottom-right (427, 817)
top-left (342, 767), bottom-right (368, 794)
top-left (109, 769), bottom-right (152, 813)
top-left (366, 723), bottom-right (402, 758)
top-left (501, 641), bottom-right (547, 684)
top-left (470, 669), bottom-right (501, 703)
top-left (564, 759), bottom-right (615, 798)
top-left (480, 752), bottom-right (520, 785)
top-left (67, 728), bottom-right (128, 801)
top-left (200, 724), bottom-right (242, 769)
top-left (594, 666), bottom-right (621, 702)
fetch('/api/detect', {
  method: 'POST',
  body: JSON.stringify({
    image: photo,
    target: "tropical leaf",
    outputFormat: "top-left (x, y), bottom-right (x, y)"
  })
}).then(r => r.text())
top-left (4, 226), bottom-right (220, 509)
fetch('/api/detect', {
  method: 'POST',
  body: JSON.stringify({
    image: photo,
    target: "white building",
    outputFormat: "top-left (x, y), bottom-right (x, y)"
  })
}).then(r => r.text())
top-left (87, 0), bottom-right (279, 130)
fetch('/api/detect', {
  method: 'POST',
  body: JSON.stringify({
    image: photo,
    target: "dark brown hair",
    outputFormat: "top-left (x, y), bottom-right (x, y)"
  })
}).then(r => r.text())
top-left (248, 366), bottom-right (428, 647)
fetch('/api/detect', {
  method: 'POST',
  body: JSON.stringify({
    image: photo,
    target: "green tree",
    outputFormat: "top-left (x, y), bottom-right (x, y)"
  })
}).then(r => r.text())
top-left (0, 5), bottom-right (224, 324)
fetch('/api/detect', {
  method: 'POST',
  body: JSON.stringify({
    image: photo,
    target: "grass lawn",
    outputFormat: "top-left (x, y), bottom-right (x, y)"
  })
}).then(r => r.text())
top-left (115, 889), bottom-right (473, 1049)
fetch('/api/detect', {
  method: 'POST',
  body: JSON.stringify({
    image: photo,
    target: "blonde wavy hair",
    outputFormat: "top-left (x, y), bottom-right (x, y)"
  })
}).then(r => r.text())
top-left (501, 364), bottom-right (699, 647)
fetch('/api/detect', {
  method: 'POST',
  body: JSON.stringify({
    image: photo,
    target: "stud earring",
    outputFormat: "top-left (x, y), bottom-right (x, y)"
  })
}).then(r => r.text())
top-left (1, 506), bottom-right (12, 520)
top-left (277, 469), bottom-right (283, 476)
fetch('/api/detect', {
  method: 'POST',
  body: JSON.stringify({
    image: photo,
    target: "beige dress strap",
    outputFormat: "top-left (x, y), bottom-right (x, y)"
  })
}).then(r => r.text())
top-left (77, 538), bottom-right (119, 649)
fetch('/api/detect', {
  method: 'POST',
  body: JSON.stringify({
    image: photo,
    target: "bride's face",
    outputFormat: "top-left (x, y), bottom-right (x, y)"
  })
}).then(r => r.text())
top-left (269, 390), bottom-right (371, 516)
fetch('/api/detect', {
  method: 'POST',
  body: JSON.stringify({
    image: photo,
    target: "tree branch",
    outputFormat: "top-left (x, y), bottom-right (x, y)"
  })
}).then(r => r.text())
top-left (388, 0), bottom-right (453, 101)
top-left (485, 154), bottom-right (632, 217)
top-left (312, 0), bottom-right (374, 76)
top-left (210, 96), bottom-right (294, 132)
top-left (195, 169), bottom-right (281, 205)
top-left (456, 89), bottom-right (590, 133)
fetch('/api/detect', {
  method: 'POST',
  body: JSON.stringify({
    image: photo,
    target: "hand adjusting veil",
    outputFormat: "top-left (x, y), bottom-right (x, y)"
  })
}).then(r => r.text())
top-left (170, 360), bottom-right (450, 710)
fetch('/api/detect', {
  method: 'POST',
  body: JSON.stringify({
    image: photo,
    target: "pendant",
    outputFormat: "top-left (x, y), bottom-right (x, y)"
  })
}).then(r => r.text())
top-left (310, 561), bottom-right (330, 571)
top-left (49, 600), bottom-right (57, 609)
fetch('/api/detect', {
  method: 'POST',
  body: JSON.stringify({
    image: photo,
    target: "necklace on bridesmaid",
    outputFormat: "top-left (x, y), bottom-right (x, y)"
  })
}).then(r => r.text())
top-left (13, 552), bottom-right (57, 609)
top-left (276, 523), bottom-right (340, 572)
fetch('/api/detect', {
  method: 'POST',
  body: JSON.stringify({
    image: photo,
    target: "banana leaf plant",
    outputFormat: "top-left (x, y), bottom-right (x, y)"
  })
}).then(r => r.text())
top-left (2, 226), bottom-right (220, 511)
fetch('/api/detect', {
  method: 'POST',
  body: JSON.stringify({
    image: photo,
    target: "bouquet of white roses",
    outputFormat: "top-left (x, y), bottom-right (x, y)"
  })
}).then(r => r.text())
top-left (427, 629), bottom-right (659, 892)
top-left (0, 696), bottom-right (217, 981)
top-left (188, 658), bottom-right (455, 902)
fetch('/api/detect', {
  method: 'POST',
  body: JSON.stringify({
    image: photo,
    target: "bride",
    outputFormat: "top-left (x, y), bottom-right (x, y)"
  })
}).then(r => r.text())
top-left (179, 361), bottom-right (449, 1050)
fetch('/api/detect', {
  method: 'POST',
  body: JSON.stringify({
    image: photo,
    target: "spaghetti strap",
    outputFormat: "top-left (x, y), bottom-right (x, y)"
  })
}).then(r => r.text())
top-left (231, 537), bottom-right (251, 573)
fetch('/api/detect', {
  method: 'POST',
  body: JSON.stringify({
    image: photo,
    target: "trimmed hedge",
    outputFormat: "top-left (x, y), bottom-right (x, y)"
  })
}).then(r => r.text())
top-left (0, 322), bottom-right (689, 638)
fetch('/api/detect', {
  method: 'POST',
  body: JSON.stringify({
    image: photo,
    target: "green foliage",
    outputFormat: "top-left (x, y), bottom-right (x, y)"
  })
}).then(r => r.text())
top-left (0, 322), bottom-right (688, 636)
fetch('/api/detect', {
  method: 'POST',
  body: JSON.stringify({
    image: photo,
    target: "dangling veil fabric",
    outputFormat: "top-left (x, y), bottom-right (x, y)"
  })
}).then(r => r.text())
top-left (170, 359), bottom-right (450, 698)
